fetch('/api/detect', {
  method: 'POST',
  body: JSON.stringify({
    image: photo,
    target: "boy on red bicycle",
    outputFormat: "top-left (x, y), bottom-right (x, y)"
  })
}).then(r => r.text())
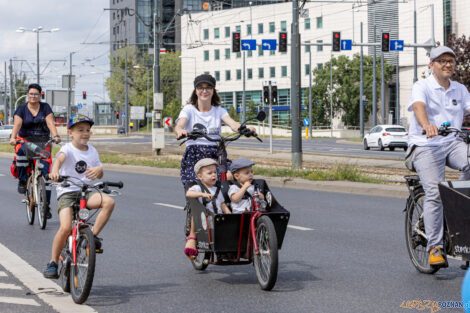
top-left (43, 114), bottom-right (116, 279)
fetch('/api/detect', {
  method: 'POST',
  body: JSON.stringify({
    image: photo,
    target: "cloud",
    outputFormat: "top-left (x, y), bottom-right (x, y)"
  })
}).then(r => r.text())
top-left (0, 0), bottom-right (111, 103)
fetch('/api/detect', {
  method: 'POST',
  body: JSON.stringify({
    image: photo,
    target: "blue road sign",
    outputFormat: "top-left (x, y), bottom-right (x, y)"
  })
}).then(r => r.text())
top-left (241, 39), bottom-right (257, 51)
top-left (390, 40), bottom-right (404, 51)
top-left (261, 39), bottom-right (277, 50)
top-left (77, 103), bottom-right (83, 109)
top-left (303, 118), bottom-right (309, 126)
top-left (341, 39), bottom-right (352, 51)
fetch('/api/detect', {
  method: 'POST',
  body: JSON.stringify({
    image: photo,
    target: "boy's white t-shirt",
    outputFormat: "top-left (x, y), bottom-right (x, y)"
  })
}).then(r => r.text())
top-left (228, 185), bottom-right (255, 214)
top-left (188, 184), bottom-right (226, 214)
top-left (176, 104), bottom-right (228, 146)
top-left (55, 143), bottom-right (102, 198)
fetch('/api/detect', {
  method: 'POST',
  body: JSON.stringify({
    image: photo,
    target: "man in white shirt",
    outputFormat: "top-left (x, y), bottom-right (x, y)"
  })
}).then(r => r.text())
top-left (408, 46), bottom-right (470, 267)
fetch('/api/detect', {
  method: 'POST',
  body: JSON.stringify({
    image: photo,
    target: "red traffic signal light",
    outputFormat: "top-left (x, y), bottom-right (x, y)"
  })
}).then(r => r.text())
top-left (116, 111), bottom-right (120, 119)
top-left (82, 91), bottom-right (87, 100)
top-left (381, 32), bottom-right (390, 52)
top-left (279, 32), bottom-right (288, 52)
top-left (232, 32), bottom-right (241, 52)
top-left (41, 91), bottom-right (45, 99)
top-left (332, 31), bottom-right (341, 52)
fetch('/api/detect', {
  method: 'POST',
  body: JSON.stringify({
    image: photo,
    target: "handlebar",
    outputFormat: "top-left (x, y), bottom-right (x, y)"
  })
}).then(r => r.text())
top-left (177, 125), bottom-right (262, 145)
top-left (45, 174), bottom-right (124, 193)
top-left (422, 125), bottom-right (470, 143)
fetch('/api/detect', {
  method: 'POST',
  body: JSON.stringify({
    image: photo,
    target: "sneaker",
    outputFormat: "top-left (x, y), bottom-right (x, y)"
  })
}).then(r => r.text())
top-left (429, 247), bottom-right (446, 266)
top-left (46, 206), bottom-right (52, 219)
top-left (94, 235), bottom-right (102, 251)
top-left (43, 261), bottom-right (58, 279)
top-left (17, 181), bottom-right (26, 194)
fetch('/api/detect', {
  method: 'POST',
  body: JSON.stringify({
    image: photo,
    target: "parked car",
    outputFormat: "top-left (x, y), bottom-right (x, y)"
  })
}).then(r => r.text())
top-left (0, 125), bottom-right (13, 139)
top-left (363, 124), bottom-right (408, 151)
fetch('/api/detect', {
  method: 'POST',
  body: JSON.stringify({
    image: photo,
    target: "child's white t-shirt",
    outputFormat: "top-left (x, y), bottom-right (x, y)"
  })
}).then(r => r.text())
top-left (176, 104), bottom-right (228, 146)
top-left (188, 184), bottom-right (226, 214)
top-left (56, 143), bottom-right (102, 198)
top-left (228, 185), bottom-right (255, 214)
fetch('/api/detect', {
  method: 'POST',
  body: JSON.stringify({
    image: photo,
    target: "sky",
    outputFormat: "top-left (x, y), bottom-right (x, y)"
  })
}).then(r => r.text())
top-left (0, 0), bottom-right (110, 106)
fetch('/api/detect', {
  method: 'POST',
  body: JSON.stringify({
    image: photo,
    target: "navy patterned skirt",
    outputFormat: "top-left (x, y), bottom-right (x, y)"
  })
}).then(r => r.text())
top-left (180, 144), bottom-right (231, 186)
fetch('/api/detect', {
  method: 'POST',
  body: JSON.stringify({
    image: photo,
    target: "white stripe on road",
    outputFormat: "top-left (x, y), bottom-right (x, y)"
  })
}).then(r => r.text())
top-left (0, 283), bottom-right (22, 290)
top-left (153, 202), bottom-right (185, 210)
top-left (0, 242), bottom-right (97, 313)
top-left (288, 225), bottom-right (314, 231)
top-left (153, 202), bottom-right (313, 231)
top-left (0, 173), bottom-right (5, 177)
top-left (0, 296), bottom-right (40, 306)
top-left (0, 271), bottom-right (7, 277)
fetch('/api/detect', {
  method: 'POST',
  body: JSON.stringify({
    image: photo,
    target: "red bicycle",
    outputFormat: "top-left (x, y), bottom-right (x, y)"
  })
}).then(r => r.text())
top-left (48, 175), bottom-right (123, 304)
top-left (179, 111), bottom-right (290, 291)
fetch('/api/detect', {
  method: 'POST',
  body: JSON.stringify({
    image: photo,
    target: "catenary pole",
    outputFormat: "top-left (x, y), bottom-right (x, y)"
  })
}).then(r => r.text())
top-left (360, 22), bottom-right (364, 138)
top-left (290, 0), bottom-right (302, 169)
top-left (308, 41), bottom-right (312, 139)
top-left (372, 24), bottom-right (377, 126)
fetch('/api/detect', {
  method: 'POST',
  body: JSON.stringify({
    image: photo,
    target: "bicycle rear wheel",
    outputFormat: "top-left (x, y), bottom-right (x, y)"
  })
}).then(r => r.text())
top-left (192, 251), bottom-right (210, 271)
top-left (405, 193), bottom-right (439, 274)
top-left (253, 215), bottom-right (278, 291)
top-left (25, 176), bottom-right (35, 225)
top-left (70, 227), bottom-right (96, 304)
top-left (58, 239), bottom-right (71, 293)
top-left (36, 176), bottom-right (47, 229)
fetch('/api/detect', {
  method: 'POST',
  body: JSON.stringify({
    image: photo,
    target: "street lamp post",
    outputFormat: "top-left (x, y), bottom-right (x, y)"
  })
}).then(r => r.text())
top-left (16, 26), bottom-right (60, 85)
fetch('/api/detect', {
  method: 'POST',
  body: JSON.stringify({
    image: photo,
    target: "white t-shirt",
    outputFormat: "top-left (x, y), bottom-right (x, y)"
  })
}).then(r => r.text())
top-left (176, 104), bottom-right (228, 146)
top-left (188, 184), bottom-right (226, 214)
top-left (55, 143), bottom-right (102, 198)
top-left (408, 74), bottom-right (470, 147)
top-left (228, 184), bottom-right (255, 214)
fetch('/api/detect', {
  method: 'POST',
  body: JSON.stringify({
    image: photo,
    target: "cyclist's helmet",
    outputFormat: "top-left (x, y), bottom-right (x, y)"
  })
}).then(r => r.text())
top-left (68, 114), bottom-right (94, 129)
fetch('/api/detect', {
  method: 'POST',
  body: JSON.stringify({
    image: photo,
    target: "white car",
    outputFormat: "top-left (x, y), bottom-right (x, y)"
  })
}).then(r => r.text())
top-left (0, 125), bottom-right (13, 139)
top-left (363, 124), bottom-right (408, 151)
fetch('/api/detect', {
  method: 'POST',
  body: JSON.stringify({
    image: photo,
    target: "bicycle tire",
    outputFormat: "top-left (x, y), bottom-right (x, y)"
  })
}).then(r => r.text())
top-left (70, 227), bottom-right (96, 304)
top-left (36, 176), bottom-right (47, 229)
top-left (58, 239), bottom-right (71, 293)
top-left (253, 215), bottom-right (278, 291)
top-left (25, 176), bottom-right (35, 225)
top-left (192, 251), bottom-right (210, 271)
top-left (404, 193), bottom-right (439, 274)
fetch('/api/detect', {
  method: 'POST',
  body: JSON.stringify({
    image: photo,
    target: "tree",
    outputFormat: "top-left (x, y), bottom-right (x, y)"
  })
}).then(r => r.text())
top-left (309, 54), bottom-right (394, 127)
top-left (446, 34), bottom-right (470, 89)
top-left (106, 47), bottom-right (182, 124)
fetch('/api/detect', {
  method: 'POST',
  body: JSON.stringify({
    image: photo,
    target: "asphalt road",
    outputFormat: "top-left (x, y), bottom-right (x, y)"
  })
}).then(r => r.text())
top-left (0, 156), bottom-right (465, 313)
top-left (91, 134), bottom-right (407, 160)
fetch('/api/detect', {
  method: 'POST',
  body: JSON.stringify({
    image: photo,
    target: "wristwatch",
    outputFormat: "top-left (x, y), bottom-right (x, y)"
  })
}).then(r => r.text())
top-left (53, 135), bottom-right (61, 139)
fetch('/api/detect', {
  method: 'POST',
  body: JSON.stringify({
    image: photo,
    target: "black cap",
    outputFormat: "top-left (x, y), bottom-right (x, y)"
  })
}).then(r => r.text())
top-left (194, 74), bottom-right (216, 89)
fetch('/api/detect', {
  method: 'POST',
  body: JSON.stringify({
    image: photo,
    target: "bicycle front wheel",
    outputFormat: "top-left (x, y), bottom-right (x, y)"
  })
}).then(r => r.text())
top-left (405, 193), bottom-right (438, 274)
top-left (25, 176), bottom-right (35, 225)
top-left (192, 251), bottom-right (210, 271)
top-left (70, 227), bottom-right (96, 304)
top-left (253, 215), bottom-right (278, 291)
top-left (36, 176), bottom-right (47, 229)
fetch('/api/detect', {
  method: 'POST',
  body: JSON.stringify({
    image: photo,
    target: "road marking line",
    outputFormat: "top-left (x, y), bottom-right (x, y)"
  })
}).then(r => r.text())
top-left (0, 242), bottom-right (97, 313)
top-left (154, 202), bottom-right (185, 210)
top-left (0, 271), bottom-right (7, 277)
top-left (288, 225), bottom-right (314, 231)
top-left (0, 296), bottom-right (40, 306)
top-left (0, 283), bottom-right (22, 290)
top-left (154, 202), bottom-right (313, 230)
top-left (0, 173), bottom-right (5, 177)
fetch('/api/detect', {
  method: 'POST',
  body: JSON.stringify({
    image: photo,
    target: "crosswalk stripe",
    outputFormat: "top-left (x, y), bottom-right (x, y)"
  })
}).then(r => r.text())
top-left (0, 296), bottom-right (40, 306)
top-left (0, 283), bottom-right (22, 290)
top-left (0, 271), bottom-right (7, 277)
top-left (0, 242), bottom-right (97, 313)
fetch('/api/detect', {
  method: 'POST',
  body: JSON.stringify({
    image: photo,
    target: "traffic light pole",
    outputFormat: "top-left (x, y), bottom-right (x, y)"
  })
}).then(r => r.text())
top-left (359, 22), bottom-right (364, 139)
top-left (269, 81), bottom-right (273, 154)
top-left (242, 51), bottom-right (246, 123)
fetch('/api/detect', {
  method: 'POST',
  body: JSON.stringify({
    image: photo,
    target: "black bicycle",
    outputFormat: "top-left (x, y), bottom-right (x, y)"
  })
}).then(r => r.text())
top-left (405, 123), bottom-right (470, 274)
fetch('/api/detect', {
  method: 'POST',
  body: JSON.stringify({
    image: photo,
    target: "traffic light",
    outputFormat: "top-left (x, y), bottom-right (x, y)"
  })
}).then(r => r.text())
top-left (271, 85), bottom-right (277, 104)
top-left (332, 32), bottom-right (341, 52)
top-left (116, 111), bottom-right (120, 119)
top-left (381, 32), bottom-right (390, 52)
top-left (82, 91), bottom-right (87, 100)
top-left (232, 32), bottom-right (241, 53)
top-left (279, 32), bottom-right (287, 52)
top-left (41, 91), bottom-right (45, 100)
top-left (263, 85), bottom-right (269, 104)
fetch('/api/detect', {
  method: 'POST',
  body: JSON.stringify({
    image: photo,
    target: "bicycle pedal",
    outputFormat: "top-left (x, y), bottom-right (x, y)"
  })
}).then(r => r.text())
top-left (95, 248), bottom-right (103, 254)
